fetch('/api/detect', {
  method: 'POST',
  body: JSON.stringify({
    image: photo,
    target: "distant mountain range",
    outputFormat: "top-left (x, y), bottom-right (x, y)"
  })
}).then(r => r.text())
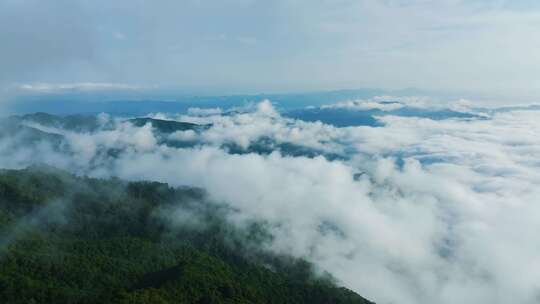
top-left (287, 104), bottom-right (481, 127)
top-left (0, 113), bottom-right (340, 160)
top-left (7, 88), bottom-right (429, 115)
top-left (128, 117), bottom-right (211, 133)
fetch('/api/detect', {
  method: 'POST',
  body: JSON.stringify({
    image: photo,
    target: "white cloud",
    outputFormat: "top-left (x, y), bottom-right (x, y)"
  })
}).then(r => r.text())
top-left (3, 1), bottom-right (540, 97)
top-left (187, 107), bottom-right (223, 116)
top-left (17, 82), bottom-right (147, 92)
top-left (321, 99), bottom-right (406, 111)
top-left (2, 101), bottom-right (540, 303)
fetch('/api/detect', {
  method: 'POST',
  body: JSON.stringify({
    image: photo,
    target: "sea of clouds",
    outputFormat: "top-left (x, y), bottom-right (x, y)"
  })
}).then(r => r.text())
top-left (1, 98), bottom-right (540, 304)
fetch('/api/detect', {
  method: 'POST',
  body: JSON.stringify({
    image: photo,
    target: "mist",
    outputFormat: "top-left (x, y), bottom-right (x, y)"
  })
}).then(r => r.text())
top-left (1, 99), bottom-right (540, 303)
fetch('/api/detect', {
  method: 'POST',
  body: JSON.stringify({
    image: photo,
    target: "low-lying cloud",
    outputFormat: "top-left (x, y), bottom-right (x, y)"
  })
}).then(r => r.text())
top-left (1, 100), bottom-right (540, 304)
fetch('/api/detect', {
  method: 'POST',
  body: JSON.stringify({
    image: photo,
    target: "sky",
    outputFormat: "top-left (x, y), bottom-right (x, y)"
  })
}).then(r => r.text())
top-left (1, 0), bottom-right (540, 99)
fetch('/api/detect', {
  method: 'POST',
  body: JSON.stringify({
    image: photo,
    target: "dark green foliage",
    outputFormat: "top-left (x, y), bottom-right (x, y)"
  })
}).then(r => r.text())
top-left (0, 166), bottom-right (374, 304)
top-left (128, 118), bottom-right (211, 134)
top-left (222, 136), bottom-right (344, 161)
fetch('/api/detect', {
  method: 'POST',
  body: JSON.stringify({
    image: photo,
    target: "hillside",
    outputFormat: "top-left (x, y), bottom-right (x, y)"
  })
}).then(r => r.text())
top-left (128, 117), bottom-right (211, 133)
top-left (0, 166), bottom-right (374, 304)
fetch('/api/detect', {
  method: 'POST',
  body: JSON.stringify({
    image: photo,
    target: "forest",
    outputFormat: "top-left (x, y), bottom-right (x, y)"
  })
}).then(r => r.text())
top-left (0, 165), bottom-right (373, 304)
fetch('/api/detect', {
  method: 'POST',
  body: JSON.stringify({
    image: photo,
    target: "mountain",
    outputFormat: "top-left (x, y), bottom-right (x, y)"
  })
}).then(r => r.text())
top-left (0, 116), bottom-right (66, 149)
top-left (8, 88), bottom-right (429, 115)
top-left (7, 113), bottom-right (211, 135)
top-left (1, 113), bottom-right (212, 149)
top-left (1, 112), bottom-right (346, 161)
top-left (223, 137), bottom-right (344, 160)
top-left (0, 166), bottom-right (374, 304)
top-left (286, 104), bottom-right (481, 127)
top-left (10, 112), bottom-right (103, 132)
top-left (128, 117), bottom-right (211, 133)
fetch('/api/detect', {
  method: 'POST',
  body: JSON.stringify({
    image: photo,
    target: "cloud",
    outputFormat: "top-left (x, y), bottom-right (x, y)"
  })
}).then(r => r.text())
top-left (321, 100), bottom-right (405, 111)
top-left (2, 101), bottom-right (540, 303)
top-left (2, 0), bottom-right (540, 97)
top-left (187, 107), bottom-right (223, 116)
top-left (150, 100), bottom-right (344, 153)
top-left (16, 82), bottom-right (147, 93)
top-left (0, 0), bottom-right (96, 84)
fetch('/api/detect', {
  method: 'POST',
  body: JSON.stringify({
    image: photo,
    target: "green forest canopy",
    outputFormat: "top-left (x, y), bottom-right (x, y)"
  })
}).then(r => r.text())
top-left (0, 165), bottom-right (374, 304)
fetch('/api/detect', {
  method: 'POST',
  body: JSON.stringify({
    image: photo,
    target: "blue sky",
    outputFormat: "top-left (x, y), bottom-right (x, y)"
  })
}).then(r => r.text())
top-left (1, 0), bottom-right (540, 99)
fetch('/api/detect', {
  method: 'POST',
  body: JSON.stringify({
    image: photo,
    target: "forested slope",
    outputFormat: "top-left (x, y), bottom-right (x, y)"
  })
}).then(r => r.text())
top-left (0, 166), bottom-right (373, 304)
